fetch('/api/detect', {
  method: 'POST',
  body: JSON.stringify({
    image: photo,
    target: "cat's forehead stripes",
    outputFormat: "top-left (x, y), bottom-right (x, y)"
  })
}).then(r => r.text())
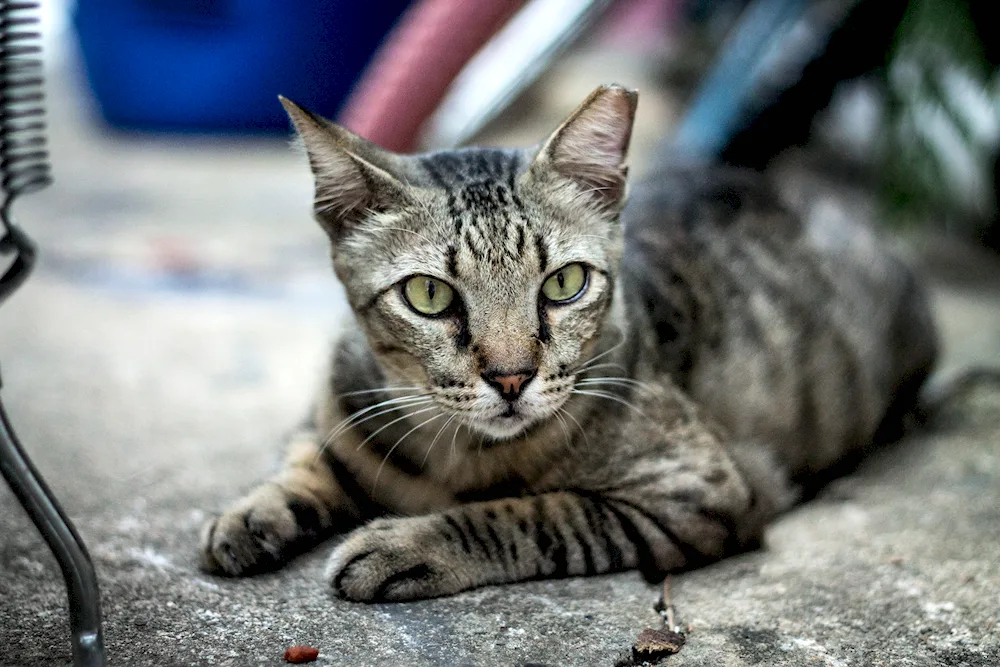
top-left (419, 148), bottom-right (522, 189)
top-left (534, 234), bottom-right (548, 274)
top-left (446, 244), bottom-right (460, 278)
top-left (419, 148), bottom-right (539, 276)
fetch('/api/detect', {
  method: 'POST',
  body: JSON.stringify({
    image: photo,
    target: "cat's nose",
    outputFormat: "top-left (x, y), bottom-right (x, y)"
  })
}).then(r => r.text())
top-left (483, 369), bottom-right (536, 401)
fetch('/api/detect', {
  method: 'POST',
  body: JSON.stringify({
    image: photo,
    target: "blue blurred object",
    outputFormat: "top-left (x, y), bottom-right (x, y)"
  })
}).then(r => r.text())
top-left (671, 0), bottom-right (810, 161)
top-left (74, 0), bottom-right (412, 132)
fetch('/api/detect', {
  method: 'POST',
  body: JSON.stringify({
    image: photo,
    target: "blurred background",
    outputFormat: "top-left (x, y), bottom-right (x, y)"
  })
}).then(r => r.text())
top-left (52, 0), bottom-right (1000, 248)
top-left (3, 1), bottom-right (1000, 664)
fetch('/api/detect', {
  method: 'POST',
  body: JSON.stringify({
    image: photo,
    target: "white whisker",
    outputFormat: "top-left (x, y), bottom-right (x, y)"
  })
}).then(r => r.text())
top-left (354, 405), bottom-right (440, 452)
top-left (406, 190), bottom-right (439, 225)
top-left (336, 386), bottom-right (423, 398)
top-left (323, 401), bottom-right (429, 449)
top-left (449, 419), bottom-right (464, 465)
top-left (552, 409), bottom-right (575, 454)
top-left (421, 413), bottom-right (457, 468)
top-left (313, 395), bottom-right (432, 463)
top-left (372, 411), bottom-right (444, 492)
top-left (321, 394), bottom-right (430, 449)
top-left (576, 330), bottom-right (627, 372)
top-left (578, 377), bottom-right (652, 394)
top-left (558, 406), bottom-right (590, 449)
top-left (578, 380), bottom-right (648, 396)
top-left (577, 362), bottom-right (628, 376)
top-left (572, 389), bottom-right (647, 417)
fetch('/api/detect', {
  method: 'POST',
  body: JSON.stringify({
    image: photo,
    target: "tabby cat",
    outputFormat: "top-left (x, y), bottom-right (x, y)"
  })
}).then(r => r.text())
top-left (199, 85), bottom-right (938, 601)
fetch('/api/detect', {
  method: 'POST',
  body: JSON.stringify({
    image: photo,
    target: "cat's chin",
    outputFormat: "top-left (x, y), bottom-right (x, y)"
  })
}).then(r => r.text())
top-left (464, 400), bottom-right (570, 442)
top-left (466, 412), bottom-right (540, 441)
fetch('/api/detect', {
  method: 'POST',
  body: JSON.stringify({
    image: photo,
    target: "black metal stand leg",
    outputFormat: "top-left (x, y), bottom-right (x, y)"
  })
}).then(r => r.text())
top-left (0, 392), bottom-right (107, 667)
top-left (0, 2), bottom-right (105, 661)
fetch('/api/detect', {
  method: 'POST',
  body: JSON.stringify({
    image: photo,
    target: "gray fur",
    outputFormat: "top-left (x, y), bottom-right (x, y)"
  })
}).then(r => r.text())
top-left (199, 86), bottom-right (937, 601)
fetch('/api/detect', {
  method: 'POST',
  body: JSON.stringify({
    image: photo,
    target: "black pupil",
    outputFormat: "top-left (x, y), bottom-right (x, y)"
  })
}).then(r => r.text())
top-left (557, 272), bottom-right (565, 289)
top-left (426, 280), bottom-right (436, 301)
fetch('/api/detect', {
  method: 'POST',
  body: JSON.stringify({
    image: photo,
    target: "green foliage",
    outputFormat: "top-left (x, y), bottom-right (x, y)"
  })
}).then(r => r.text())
top-left (894, 0), bottom-right (987, 75)
top-left (881, 0), bottom-right (998, 228)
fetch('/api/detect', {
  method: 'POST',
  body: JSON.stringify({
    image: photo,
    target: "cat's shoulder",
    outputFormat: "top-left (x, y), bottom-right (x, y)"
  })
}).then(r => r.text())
top-left (623, 163), bottom-right (799, 242)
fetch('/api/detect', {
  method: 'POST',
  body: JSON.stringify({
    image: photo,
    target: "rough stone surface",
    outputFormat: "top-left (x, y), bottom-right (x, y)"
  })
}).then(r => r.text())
top-left (2, 65), bottom-right (1000, 666)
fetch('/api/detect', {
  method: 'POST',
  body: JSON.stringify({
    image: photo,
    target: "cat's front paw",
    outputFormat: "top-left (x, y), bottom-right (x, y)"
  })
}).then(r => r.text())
top-left (200, 484), bottom-right (330, 576)
top-left (326, 517), bottom-right (469, 601)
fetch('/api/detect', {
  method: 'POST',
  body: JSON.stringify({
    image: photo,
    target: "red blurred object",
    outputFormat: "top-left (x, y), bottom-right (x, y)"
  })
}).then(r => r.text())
top-left (283, 645), bottom-right (320, 663)
top-left (338, 0), bottom-right (527, 152)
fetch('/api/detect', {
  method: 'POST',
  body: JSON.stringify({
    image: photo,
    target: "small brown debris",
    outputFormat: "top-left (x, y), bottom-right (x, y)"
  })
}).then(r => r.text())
top-left (633, 627), bottom-right (686, 661)
top-left (284, 645), bottom-right (319, 663)
top-left (885, 556), bottom-right (906, 566)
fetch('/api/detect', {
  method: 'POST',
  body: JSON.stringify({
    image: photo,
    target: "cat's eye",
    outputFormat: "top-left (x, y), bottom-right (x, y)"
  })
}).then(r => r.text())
top-left (403, 275), bottom-right (455, 316)
top-left (541, 263), bottom-right (587, 303)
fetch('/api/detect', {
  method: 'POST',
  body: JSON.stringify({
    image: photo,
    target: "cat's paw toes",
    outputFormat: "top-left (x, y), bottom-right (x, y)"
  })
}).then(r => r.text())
top-left (199, 485), bottom-right (316, 576)
top-left (325, 518), bottom-right (466, 602)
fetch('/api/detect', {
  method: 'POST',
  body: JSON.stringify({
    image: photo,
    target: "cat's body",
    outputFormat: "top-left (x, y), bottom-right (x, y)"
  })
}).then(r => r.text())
top-left (623, 167), bottom-right (936, 480)
top-left (200, 86), bottom-right (937, 601)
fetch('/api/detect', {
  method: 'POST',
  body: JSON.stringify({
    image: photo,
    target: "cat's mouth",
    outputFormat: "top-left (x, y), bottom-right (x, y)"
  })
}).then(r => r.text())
top-left (491, 406), bottom-right (527, 428)
top-left (457, 387), bottom-right (569, 440)
top-left (471, 398), bottom-right (563, 440)
top-left (470, 405), bottom-right (534, 439)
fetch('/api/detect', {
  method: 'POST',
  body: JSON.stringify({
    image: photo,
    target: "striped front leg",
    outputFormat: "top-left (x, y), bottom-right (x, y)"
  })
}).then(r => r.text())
top-left (326, 487), bottom-right (742, 602)
top-left (200, 428), bottom-right (354, 575)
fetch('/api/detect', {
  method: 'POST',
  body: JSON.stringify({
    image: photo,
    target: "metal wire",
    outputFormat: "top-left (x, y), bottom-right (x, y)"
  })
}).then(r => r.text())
top-left (0, 2), bottom-right (108, 665)
top-left (0, 397), bottom-right (107, 667)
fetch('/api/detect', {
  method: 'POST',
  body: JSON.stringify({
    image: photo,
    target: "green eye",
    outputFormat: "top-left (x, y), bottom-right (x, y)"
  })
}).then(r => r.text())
top-left (403, 275), bottom-right (455, 315)
top-left (541, 263), bottom-right (587, 303)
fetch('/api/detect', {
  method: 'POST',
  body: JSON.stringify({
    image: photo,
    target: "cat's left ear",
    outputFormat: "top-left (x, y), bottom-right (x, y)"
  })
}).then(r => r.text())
top-left (280, 96), bottom-right (408, 243)
top-left (531, 84), bottom-right (638, 216)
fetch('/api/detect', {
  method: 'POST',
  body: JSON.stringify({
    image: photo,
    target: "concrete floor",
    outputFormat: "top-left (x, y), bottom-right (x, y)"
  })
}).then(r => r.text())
top-left (2, 61), bottom-right (1000, 666)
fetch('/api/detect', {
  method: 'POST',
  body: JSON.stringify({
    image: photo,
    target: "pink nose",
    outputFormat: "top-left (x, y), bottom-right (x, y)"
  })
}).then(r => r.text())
top-left (484, 370), bottom-right (536, 401)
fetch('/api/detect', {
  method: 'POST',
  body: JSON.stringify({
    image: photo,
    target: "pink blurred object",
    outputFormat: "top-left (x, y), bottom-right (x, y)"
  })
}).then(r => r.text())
top-left (338, 0), bottom-right (527, 152)
top-left (595, 0), bottom-right (679, 49)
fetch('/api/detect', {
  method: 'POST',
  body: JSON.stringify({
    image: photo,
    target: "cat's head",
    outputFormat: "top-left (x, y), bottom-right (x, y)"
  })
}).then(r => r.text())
top-left (283, 85), bottom-right (637, 439)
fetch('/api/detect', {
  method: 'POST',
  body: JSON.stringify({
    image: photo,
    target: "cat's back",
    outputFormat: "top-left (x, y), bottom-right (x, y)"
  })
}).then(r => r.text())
top-left (621, 165), bottom-right (938, 476)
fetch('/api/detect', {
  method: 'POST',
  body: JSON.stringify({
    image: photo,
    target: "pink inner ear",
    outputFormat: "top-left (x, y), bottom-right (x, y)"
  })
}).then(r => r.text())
top-left (311, 150), bottom-right (370, 219)
top-left (557, 96), bottom-right (631, 172)
top-left (548, 90), bottom-right (635, 199)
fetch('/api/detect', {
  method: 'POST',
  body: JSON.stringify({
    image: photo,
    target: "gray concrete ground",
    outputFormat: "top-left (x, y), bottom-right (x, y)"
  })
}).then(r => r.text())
top-left (2, 61), bottom-right (1000, 666)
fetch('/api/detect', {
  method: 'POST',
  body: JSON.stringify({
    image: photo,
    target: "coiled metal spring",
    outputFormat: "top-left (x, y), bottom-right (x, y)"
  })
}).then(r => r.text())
top-left (0, 0), bottom-right (51, 301)
top-left (1, 1), bottom-right (50, 206)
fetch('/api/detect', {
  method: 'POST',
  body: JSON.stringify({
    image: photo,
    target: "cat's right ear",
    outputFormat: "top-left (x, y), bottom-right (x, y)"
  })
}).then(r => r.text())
top-left (280, 96), bottom-right (406, 242)
top-left (531, 84), bottom-right (638, 217)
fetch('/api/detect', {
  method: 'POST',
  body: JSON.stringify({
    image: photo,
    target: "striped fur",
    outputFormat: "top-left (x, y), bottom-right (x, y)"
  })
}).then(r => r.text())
top-left (199, 86), bottom-right (937, 601)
